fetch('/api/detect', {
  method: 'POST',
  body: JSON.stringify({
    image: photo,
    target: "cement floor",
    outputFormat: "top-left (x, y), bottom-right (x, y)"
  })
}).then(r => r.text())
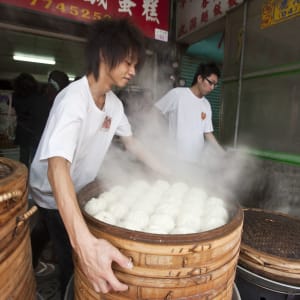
top-left (36, 272), bottom-right (61, 300)
top-left (35, 243), bottom-right (62, 300)
top-left (36, 262), bottom-right (61, 300)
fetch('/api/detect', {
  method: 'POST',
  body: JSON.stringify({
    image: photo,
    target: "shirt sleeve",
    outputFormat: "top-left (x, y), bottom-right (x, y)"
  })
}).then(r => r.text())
top-left (39, 97), bottom-right (84, 163)
top-left (155, 89), bottom-right (177, 115)
top-left (115, 111), bottom-right (132, 137)
top-left (204, 102), bottom-right (214, 133)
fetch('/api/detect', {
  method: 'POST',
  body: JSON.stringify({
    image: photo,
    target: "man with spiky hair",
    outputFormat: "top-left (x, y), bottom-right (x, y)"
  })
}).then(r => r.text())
top-left (30, 18), bottom-right (166, 298)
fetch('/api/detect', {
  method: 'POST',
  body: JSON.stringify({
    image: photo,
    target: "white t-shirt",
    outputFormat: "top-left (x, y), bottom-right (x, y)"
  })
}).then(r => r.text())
top-left (155, 87), bottom-right (213, 163)
top-left (29, 76), bottom-right (132, 209)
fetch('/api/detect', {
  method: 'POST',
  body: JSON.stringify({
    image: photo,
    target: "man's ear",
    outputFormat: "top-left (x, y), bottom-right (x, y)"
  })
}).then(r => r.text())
top-left (197, 75), bottom-right (204, 83)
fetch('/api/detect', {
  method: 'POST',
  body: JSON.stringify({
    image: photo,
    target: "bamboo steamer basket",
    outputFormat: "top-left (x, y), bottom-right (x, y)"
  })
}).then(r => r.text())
top-left (66, 276), bottom-right (242, 300)
top-left (75, 180), bottom-right (244, 300)
top-left (239, 208), bottom-right (300, 285)
top-left (0, 157), bottom-right (37, 300)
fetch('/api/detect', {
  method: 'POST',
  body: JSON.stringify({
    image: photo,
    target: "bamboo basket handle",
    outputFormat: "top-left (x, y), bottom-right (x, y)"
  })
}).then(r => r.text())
top-left (0, 190), bottom-right (22, 203)
top-left (14, 205), bottom-right (38, 236)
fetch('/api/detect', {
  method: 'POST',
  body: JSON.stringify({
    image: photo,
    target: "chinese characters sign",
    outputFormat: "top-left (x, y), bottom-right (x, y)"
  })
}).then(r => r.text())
top-left (176, 0), bottom-right (243, 40)
top-left (261, 0), bottom-right (300, 29)
top-left (0, 0), bottom-right (169, 41)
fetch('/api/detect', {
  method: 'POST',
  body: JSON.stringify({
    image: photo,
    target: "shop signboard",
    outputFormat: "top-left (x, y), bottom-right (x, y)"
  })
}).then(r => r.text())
top-left (261, 0), bottom-right (300, 29)
top-left (0, 0), bottom-right (169, 42)
top-left (176, 0), bottom-right (243, 41)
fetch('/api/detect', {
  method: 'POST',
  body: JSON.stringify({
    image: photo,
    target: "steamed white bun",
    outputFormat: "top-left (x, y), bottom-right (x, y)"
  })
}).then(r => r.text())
top-left (176, 213), bottom-right (201, 231)
top-left (153, 180), bottom-right (170, 193)
top-left (94, 210), bottom-right (117, 225)
top-left (107, 202), bottom-right (128, 220)
top-left (146, 225), bottom-right (169, 234)
top-left (121, 221), bottom-right (144, 231)
top-left (123, 210), bottom-right (149, 230)
top-left (200, 216), bottom-right (227, 232)
top-left (84, 197), bottom-right (108, 216)
top-left (149, 214), bottom-right (175, 233)
top-left (134, 199), bottom-right (156, 214)
top-left (171, 226), bottom-right (198, 234)
top-left (187, 187), bottom-right (208, 200)
top-left (208, 205), bottom-right (229, 221)
top-left (163, 195), bottom-right (183, 207)
top-left (119, 194), bottom-right (137, 207)
top-left (182, 196), bottom-right (205, 213)
top-left (207, 196), bottom-right (226, 208)
top-left (155, 202), bottom-right (180, 217)
top-left (98, 191), bottom-right (117, 205)
top-left (165, 181), bottom-right (189, 198)
top-left (142, 192), bottom-right (162, 206)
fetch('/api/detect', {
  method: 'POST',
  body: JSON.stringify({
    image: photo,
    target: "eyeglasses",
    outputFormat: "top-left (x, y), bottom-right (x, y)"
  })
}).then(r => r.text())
top-left (205, 77), bottom-right (218, 88)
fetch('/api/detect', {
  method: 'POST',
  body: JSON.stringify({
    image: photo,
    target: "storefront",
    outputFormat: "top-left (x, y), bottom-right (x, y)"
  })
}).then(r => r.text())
top-left (0, 0), bottom-right (173, 158)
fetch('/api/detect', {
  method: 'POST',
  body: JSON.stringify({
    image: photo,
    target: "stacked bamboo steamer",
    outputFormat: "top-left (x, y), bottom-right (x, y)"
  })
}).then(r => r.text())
top-left (239, 208), bottom-right (300, 285)
top-left (0, 157), bottom-right (37, 299)
top-left (74, 180), bottom-right (244, 300)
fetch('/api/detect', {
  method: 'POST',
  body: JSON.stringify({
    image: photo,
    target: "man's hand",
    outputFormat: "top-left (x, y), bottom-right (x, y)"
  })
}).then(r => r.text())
top-left (76, 236), bottom-right (133, 294)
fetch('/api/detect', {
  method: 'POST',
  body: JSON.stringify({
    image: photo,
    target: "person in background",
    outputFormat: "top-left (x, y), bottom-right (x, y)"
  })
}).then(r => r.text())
top-left (46, 70), bottom-right (70, 106)
top-left (155, 62), bottom-right (224, 164)
top-left (12, 73), bottom-right (40, 168)
top-left (29, 18), bottom-right (168, 298)
top-left (33, 70), bottom-right (70, 150)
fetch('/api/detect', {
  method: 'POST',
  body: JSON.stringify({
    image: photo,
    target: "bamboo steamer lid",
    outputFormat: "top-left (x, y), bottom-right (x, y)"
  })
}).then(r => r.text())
top-left (239, 208), bottom-right (300, 285)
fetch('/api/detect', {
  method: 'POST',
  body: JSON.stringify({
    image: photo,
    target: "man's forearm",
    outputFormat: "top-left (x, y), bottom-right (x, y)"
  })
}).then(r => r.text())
top-left (121, 136), bottom-right (169, 176)
top-left (47, 157), bottom-right (91, 249)
top-left (204, 132), bottom-right (224, 152)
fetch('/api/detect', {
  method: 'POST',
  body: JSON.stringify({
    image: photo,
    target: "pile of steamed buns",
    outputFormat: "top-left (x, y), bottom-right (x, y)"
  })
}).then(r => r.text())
top-left (84, 180), bottom-right (229, 234)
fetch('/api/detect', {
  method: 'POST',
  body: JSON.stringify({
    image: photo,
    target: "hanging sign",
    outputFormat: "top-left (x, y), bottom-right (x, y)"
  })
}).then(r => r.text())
top-left (176, 0), bottom-right (243, 41)
top-left (261, 0), bottom-right (300, 29)
top-left (0, 0), bottom-right (169, 42)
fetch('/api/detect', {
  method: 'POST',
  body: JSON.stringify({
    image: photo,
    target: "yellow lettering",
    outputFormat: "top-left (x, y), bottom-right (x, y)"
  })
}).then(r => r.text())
top-left (70, 5), bottom-right (79, 16)
top-left (43, 0), bottom-right (52, 9)
top-left (81, 9), bottom-right (91, 19)
top-left (56, 2), bottom-right (66, 13)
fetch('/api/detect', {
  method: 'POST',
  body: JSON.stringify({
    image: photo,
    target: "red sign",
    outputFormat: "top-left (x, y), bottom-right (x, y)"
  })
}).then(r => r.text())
top-left (0, 0), bottom-right (169, 41)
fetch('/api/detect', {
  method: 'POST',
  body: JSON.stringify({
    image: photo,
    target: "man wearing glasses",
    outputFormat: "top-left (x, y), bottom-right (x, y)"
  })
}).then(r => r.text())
top-left (155, 62), bottom-right (223, 164)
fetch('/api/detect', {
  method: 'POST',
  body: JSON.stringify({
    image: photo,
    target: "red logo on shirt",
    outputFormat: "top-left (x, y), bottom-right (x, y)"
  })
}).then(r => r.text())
top-left (101, 116), bottom-right (111, 130)
top-left (201, 112), bottom-right (206, 120)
